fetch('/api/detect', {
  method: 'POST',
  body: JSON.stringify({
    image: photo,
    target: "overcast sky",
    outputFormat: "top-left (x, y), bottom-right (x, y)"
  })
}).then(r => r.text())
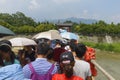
top-left (0, 0), bottom-right (120, 23)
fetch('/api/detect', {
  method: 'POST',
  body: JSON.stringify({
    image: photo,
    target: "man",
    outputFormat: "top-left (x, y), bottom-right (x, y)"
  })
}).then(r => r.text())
top-left (73, 43), bottom-right (92, 80)
top-left (23, 42), bottom-right (57, 79)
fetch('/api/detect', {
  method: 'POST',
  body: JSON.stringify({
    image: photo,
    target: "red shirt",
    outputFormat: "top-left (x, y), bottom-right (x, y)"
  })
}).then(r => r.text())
top-left (52, 74), bottom-right (83, 80)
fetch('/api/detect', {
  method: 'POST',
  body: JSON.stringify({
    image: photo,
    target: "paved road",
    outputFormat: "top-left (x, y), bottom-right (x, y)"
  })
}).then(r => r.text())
top-left (94, 50), bottom-right (120, 80)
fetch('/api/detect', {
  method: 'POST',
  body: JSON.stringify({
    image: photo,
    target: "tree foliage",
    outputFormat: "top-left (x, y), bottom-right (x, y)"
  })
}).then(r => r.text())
top-left (0, 12), bottom-right (37, 27)
top-left (73, 20), bottom-right (120, 36)
top-left (0, 12), bottom-right (120, 36)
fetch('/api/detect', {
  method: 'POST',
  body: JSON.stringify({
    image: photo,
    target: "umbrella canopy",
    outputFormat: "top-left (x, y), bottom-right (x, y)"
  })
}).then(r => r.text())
top-left (60, 32), bottom-right (79, 40)
top-left (32, 30), bottom-right (63, 40)
top-left (0, 25), bottom-right (15, 37)
top-left (9, 37), bottom-right (37, 47)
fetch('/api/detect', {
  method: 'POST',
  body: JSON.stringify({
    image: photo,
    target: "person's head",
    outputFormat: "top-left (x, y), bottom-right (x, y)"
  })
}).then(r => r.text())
top-left (0, 43), bottom-right (15, 66)
top-left (53, 39), bottom-right (62, 48)
top-left (46, 48), bottom-right (54, 60)
top-left (75, 43), bottom-right (87, 58)
top-left (69, 43), bottom-right (77, 52)
top-left (24, 45), bottom-right (33, 51)
top-left (0, 40), bottom-right (12, 47)
top-left (36, 42), bottom-right (50, 56)
top-left (0, 44), bottom-right (12, 58)
top-left (18, 49), bottom-right (29, 67)
top-left (70, 39), bottom-right (77, 45)
top-left (60, 51), bottom-right (75, 78)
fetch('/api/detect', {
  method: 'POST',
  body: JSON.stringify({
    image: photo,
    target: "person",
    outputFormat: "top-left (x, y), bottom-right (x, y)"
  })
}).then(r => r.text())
top-left (17, 49), bottom-right (30, 67)
top-left (0, 40), bottom-right (12, 47)
top-left (84, 46), bottom-right (97, 79)
top-left (0, 48), bottom-right (32, 80)
top-left (64, 39), bottom-right (78, 52)
top-left (52, 51), bottom-right (83, 80)
top-left (0, 64), bottom-right (29, 80)
top-left (74, 43), bottom-right (92, 80)
top-left (0, 54), bottom-right (4, 67)
top-left (23, 42), bottom-right (57, 79)
top-left (0, 43), bottom-right (19, 67)
top-left (23, 45), bottom-right (36, 63)
top-left (46, 48), bottom-right (55, 64)
top-left (53, 40), bottom-right (66, 62)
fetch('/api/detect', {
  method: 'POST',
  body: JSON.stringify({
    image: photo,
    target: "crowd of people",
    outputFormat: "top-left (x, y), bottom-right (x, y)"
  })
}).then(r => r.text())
top-left (0, 38), bottom-right (97, 80)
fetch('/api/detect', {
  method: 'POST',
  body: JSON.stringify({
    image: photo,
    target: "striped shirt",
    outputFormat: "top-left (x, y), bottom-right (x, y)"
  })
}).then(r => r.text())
top-left (23, 58), bottom-right (57, 79)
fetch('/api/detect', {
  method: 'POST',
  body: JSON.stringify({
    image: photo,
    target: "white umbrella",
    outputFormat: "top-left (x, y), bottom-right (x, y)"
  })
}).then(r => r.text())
top-left (32, 30), bottom-right (63, 40)
top-left (9, 37), bottom-right (37, 47)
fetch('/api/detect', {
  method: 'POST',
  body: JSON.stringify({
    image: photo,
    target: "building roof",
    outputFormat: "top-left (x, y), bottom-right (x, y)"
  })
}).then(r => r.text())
top-left (56, 23), bottom-right (73, 27)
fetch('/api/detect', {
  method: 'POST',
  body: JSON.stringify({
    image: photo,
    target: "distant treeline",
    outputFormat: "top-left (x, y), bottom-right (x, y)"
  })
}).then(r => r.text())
top-left (0, 12), bottom-right (120, 36)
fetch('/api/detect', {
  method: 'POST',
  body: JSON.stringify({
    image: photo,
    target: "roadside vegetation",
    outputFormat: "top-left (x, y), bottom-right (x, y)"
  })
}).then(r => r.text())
top-left (0, 12), bottom-right (120, 53)
top-left (83, 41), bottom-right (120, 53)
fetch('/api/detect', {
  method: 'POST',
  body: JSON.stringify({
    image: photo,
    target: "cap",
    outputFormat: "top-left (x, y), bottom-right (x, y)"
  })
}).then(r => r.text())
top-left (60, 51), bottom-right (74, 64)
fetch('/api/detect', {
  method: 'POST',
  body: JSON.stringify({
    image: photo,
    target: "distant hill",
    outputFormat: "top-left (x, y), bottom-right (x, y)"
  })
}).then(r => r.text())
top-left (48, 17), bottom-right (97, 24)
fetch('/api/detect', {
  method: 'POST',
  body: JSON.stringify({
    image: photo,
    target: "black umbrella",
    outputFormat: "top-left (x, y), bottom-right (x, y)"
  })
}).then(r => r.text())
top-left (0, 25), bottom-right (15, 37)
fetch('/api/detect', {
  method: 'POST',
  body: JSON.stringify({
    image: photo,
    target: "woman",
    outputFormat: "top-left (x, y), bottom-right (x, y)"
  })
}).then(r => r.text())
top-left (0, 43), bottom-right (19, 66)
top-left (0, 48), bottom-right (30, 80)
top-left (52, 51), bottom-right (83, 80)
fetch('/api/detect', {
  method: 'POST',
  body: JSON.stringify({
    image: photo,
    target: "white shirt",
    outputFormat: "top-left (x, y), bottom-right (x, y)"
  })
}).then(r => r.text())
top-left (73, 59), bottom-right (91, 80)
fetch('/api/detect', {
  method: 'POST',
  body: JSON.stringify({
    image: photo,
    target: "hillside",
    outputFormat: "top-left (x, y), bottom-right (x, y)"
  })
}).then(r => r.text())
top-left (48, 17), bottom-right (97, 24)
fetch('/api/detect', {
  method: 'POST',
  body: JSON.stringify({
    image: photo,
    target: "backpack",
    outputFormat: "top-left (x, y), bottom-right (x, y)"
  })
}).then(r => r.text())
top-left (29, 63), bottom-right (55, 80)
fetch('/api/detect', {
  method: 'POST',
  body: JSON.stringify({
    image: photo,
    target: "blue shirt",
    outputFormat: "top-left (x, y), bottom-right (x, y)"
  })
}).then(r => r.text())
top-left (23, 58), bottom-right (57, 79)
top-left (0, 64), bottom-right (29, 80)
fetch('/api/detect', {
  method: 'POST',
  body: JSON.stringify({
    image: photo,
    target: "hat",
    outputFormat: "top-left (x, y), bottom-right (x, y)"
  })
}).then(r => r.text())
top-left (60, 51), bottom-right (74, 64)
top-left (0, 40), bottom-right (12, 47)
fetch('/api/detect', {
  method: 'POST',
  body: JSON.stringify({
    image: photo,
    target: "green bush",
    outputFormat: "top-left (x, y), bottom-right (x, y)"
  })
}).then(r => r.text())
top-left (83, 42), bottom-right (120, 53)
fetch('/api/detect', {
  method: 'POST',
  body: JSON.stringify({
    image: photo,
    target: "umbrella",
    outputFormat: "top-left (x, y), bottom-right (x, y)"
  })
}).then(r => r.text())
top-left (0, 25), bottom-right (15, 37)
top-left (9, 37), bottom-right (37, 47)
top-left (32, 30), bottom-right (63, 40)
top-left (60, 32), bottom-right (79, 40)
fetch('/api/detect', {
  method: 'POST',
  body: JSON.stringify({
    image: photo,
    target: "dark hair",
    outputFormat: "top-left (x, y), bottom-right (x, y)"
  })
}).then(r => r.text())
top-left (37, 42), bottom-right (50, 55)
top-left (75, 43), bottom-right (87, 58)
top-left (70, 39), bottom-right (77, 44)
top-left (0, 44), bottom-right (11, 53)
top-left (0, 54), bottom-right (4, 66)
top-left (60, 52), bottom-right (75, 78)
top-left (46, 48), bottom-right (54, 60)
top-left (18, 49), bottom-right (28, 67)
top-left (0, 40), bottom-right (12, 47)
top-left (69, 43), bottom-right (77, 52)
top-left (0, 44), bottom-right (16, 66)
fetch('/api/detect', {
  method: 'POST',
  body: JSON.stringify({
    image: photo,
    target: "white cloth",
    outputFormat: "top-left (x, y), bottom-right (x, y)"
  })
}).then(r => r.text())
top-left (73, 59), bottom-right (91, 80)
top-left (64, 45), bottom-right (71, 51)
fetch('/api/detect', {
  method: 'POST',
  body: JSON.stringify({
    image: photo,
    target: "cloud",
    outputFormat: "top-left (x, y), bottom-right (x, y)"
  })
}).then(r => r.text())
top-left (83, 10), bottom-right (88, 15)
top-left (110, 15), bottom-right (120, 23)
top-left (81, 10), bottom-right (89, 18)
top-left (0, 0), bottom-right (7, 4)
top-left (52, 0), bottom-right (79, 4)
top-left (29, 0), bottom-right (40, 10)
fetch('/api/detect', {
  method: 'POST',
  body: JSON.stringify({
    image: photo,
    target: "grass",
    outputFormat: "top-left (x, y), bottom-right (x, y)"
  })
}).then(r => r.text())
top-left (82, 41), bottom-right (120, 53)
